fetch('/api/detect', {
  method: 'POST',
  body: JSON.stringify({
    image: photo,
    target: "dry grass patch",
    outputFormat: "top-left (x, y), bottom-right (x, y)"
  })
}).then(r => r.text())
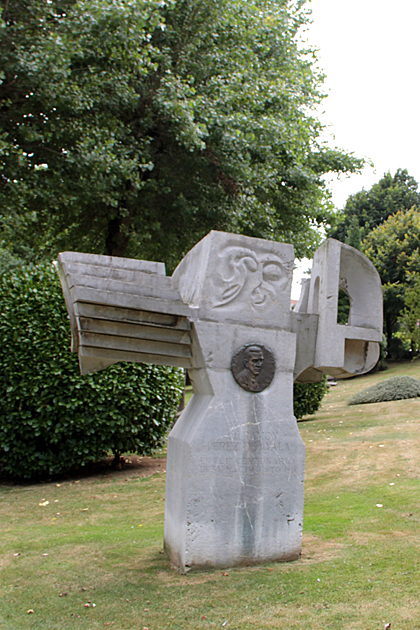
top-left (350, 529), bottom-right (420, 547)
top-left (299, 534), bottom-right (345, 564)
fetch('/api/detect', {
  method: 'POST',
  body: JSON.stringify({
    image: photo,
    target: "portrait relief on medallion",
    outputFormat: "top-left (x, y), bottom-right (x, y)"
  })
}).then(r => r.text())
top-left (212, 246), bottom-right (293, 311)
top-left (231, 344), bottom-right (276, 393)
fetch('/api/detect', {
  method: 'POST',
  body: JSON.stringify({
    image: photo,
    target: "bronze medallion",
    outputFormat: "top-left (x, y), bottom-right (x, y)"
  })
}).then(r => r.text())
top-left (231, 344), bottom-right (275, 393)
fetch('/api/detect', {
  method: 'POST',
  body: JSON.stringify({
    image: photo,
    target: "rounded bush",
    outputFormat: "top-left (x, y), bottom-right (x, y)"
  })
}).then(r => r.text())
top-left (348, 375), bottom-right (420, 406)
top-left (0, 263), bottom-right (183, 479)
top-left (293, 376), bottom-right (328, 420)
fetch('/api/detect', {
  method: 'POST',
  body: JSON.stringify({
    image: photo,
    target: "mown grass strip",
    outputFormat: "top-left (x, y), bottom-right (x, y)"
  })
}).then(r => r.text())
top-left (1, 361), bottom-right (420, 629)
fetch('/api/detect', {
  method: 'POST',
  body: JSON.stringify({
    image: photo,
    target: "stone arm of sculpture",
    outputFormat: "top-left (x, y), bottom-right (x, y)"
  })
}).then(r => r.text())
top-left (291, 238), bottom-right (383, 383)
top-left (54, 251), bottom-right (194, 376)
top-left (55, 233), bottom-right (382, 383)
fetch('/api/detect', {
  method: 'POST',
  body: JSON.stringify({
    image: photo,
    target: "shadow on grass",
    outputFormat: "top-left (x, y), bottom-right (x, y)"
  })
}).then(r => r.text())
top-left (0, 454), bottom-right (167, 487)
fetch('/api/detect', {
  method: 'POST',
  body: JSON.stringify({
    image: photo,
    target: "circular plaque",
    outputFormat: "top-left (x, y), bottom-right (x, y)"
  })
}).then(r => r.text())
top-left (231, 344), bottom-right (275, 393)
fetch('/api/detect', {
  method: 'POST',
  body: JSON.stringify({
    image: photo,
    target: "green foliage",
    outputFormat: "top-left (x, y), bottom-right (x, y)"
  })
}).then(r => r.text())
top-left (0, 0), bottom-right (362, 272)
top-left (330, 168), bottom-right (420, 243)
top-left (387, 334), bottom-right (412, 362)
top-left (328, 170), bottom-right (420, 357)
top-left (348, 375), bottom-right (420, 405)
top-left (0, 263), bottom-right (183, 479)
top-left (362, 207), bottom-right (420, 351)
top-left (368, 338), bottom-right (388, 373)
top-left (337, 288), bottom-right (350, 325)
top-left (397, 277), bottom-right (420, 354)
top-left (293, 376), bottom-right (328, 420)
top-left (344, 214), bottom-right (361, 250)
top-left (362, 207), bottom-right (420, 285)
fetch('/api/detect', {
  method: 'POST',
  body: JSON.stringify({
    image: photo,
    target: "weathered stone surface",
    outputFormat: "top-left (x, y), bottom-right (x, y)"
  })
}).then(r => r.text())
top-left (164, 321), bottom-right (304, 570)
top-left (172, 231), bottom-right (294, 329)
top-left (56, 231), bottom-right (383, 572)
top-left (300, 239), bottom-right (383, 380)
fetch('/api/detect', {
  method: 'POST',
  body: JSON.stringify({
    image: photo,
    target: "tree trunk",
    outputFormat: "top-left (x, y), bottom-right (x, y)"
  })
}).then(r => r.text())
top-left (104, 182), bottom-right (134, 257)
top-left (112, 452), bottom-right (123, 470)
top-left (105, 214), bottom-right (131, 257)
top-left (385, 312), bottom-right (397, 357)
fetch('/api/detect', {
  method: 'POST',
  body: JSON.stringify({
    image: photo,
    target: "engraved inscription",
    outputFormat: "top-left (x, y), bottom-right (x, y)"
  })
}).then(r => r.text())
top-left (208, 434), bottom-right (290, 453)
top-left (213, 246), bottom-right (292, 311)
top-left (231, 344), bottom-right (275, 392)
top-left (194, 435), bottom-right (295, 475)
top-left (196, 453), bottom-right (295, 476)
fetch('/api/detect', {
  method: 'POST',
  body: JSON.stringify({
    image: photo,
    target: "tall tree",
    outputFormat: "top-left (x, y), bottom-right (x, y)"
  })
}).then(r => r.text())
top-left (329, 169), bottom-right (420, 244)
top-left (345, 215), bottom-right (361, 250)
top-left (1, 0), bottom-right (362, 271)
top-left (397, 277), bottom-right (420, 355)
top-left (362, 207), bottom-right (420, 352)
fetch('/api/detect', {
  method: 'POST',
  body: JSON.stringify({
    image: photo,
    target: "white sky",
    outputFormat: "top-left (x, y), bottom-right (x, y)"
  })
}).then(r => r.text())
top-left (291, 0), bottom-right (420, 299)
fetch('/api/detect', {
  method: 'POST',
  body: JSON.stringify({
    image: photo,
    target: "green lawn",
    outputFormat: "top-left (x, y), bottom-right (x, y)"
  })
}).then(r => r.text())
top-left (1, 361), bottom-right (420, 629)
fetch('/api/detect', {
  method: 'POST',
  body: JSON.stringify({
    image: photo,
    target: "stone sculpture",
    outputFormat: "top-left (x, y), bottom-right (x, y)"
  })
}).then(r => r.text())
top-left (56, 231), bottom-right (383, 573)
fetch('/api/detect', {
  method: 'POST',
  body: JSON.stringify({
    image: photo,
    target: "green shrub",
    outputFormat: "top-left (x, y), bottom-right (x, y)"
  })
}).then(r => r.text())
top-left (293, 376), bottom-right (328, 420)
top-left (368, 338), bottom-right (388, 373)
top-left (348, 375), bottom-right (420, 406)
top-left (0, 264), bottom-right (183, 479)
top-left (387, 335), bottom-right (413, 361)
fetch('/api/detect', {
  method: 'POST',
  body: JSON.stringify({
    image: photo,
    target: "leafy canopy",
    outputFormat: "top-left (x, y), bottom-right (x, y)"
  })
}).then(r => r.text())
top-left (1, 0), bottom-right (362, 271)
top-left (362, 207), bottom-right (420, 350)
top-left (329, 169), bottom-right (420, 244)
top-left (397, 277), bottom-right (420, 354)
top-left (328, 169), bottom-right (420, 355)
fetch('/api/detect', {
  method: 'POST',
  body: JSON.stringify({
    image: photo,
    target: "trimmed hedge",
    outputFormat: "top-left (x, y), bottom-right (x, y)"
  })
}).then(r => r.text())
top-left (293, 376), bottom-right (328, 420)
top-left (0, 263), bottom-right (183, 479)
top-left (348, 375), bottom-right (420, 406)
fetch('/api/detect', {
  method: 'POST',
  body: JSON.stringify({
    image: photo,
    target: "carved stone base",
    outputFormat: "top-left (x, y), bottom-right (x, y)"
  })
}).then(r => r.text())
top-left (164, 322), bottom-right (305, 572)
top-left (164, 393), bottom-right (305, 572)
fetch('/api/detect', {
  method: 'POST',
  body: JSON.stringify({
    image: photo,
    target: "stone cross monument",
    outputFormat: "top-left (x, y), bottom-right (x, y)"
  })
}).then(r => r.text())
top-left (56, 231), bottom-right (382, 572)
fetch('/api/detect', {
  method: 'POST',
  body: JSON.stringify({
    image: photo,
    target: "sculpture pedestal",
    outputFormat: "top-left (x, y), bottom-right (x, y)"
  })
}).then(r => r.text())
top-left (164, 322), bottom-right (305, 573)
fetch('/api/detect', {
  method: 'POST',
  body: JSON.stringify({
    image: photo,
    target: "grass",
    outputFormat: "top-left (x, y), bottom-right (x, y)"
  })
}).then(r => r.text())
top-left (1, 360), bottom-right (420, 629)
top-left (185, 384), bottom-right (193, 406)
